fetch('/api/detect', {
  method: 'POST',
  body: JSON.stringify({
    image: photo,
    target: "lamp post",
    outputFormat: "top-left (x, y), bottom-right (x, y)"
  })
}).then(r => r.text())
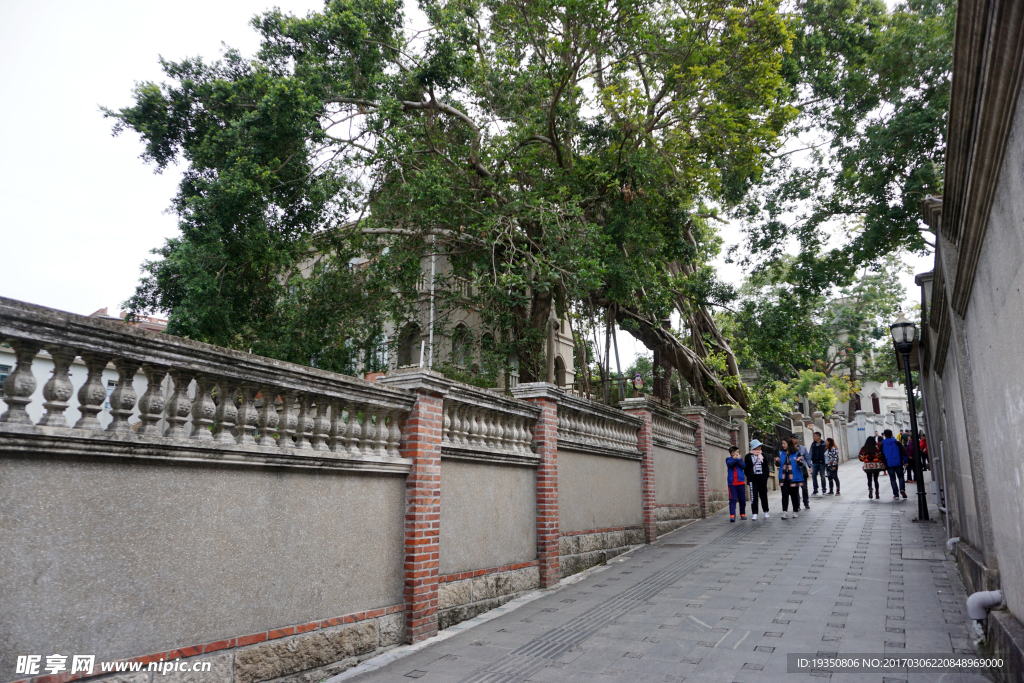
top-left (890, 311), bottom-right (929, 521)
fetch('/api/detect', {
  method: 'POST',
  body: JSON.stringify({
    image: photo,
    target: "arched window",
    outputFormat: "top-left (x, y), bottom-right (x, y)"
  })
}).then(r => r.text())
top-left (853, 393), bottom-right (862, 412)
top-left (555, 356), bottom-right (567, 387)
top-left (397, 324), bottom-right (421, 367)
top-left (452, 325), bottom-right (472, 367)
top-left (871, 393), bottom-right (881, 414)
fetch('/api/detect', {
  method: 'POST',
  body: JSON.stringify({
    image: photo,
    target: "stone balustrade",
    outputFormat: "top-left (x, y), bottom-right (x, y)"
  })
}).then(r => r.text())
top-left (556, 393), bottom-right (642, 457)
top-left (700, 411), bottom-right (734, 449)
top-left (441, 384), bottom-right (541, 464)
top-left (650, 405), bottom-right (699, 454)
top-left (0, 297), bottom-right (416, 470)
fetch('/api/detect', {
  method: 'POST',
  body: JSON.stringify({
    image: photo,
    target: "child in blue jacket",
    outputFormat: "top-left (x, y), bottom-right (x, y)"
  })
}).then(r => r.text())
top-left (726, 446), bottom-right (747, 522)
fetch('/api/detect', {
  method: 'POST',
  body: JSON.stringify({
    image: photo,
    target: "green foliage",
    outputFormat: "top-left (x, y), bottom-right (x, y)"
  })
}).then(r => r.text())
top-left (109, 0), bottom-right (797, 389)
top-left (737, 0), bottom-right (953, 289)
top-left (745, 380), bottom-right (790, 438)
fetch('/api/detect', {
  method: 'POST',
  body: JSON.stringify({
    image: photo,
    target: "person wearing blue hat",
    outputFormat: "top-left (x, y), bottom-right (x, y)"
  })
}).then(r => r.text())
top-left (744, 440), bottom-right (771, 520)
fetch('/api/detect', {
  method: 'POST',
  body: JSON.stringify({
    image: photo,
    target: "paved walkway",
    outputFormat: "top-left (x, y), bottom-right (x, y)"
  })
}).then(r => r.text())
top-left (341, 459), bottom-right (990, 683)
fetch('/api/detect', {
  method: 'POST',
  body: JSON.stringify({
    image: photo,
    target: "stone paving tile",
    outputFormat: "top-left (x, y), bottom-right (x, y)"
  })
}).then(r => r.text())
top-left (341, 459), bottom-right (992, 683)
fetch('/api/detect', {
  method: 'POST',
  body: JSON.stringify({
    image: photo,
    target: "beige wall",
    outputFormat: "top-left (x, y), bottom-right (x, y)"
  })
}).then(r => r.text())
top-left (706, 443), bottom-right (731, 494)
top-left (0, 455), bottom-right (406, 673)
top-left (653, 444), bottom-right (699, 507)
top-left (439, 460), bottom-right (537, 575)
top-left (557, 449), bottom-right (642, 534)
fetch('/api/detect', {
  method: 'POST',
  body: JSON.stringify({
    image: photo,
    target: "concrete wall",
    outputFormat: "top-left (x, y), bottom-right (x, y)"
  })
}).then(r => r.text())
top-left (960, 85), bottom-right (1024, 617)
top-left (653, 444), bottom-right (699, 506)
top-left (0, 455), bottom-right (406, 673)
top-left (439, 460), bottom-right (537, 575)
top-left (556, 448), bottom-right (642, 534)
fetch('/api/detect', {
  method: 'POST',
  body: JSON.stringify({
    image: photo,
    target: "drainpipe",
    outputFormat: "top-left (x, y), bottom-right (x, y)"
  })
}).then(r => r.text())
top-left (940, 441), bottom-right (951, 541)
top-left (966, 590), bottom-right (1003, 620)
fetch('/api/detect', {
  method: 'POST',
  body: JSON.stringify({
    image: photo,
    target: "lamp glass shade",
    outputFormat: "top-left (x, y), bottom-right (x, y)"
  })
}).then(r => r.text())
top-left (889, 320), bottom-right (917, 345)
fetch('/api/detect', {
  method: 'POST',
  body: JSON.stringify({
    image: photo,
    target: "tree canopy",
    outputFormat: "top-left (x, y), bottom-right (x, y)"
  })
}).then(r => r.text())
top-left (108, 0), bottom-right (804, 405)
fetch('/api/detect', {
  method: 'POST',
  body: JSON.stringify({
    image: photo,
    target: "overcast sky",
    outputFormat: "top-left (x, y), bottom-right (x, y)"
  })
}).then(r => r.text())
top-left (0, 0), bottom-right (930, 366)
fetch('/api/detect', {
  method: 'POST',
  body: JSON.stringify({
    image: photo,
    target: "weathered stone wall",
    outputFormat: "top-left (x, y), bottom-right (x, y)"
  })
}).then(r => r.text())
top-left (437, 565), bottom-right (540, 629)
top-left (0, 455), bottom-right (406, 680)
top-left (556, 448), bottom-right (643, 534)
top-left (960, 83), bottom-right (1024, 619)
top-left (558, 528), bottom-right (645, 577)
top-left (439, 460), bottom-right (537, 575)
top-left (704, 442), bottom-right (731, 514)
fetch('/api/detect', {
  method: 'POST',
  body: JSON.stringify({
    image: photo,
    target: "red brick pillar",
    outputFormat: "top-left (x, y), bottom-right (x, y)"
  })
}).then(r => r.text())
top-left (381, 370), bottom-right (451, 643)
top-left (622, 398), bottom-right (656, 543)
top-left (684, 409), bottom-right (709, 518)
top-left (512, 383), bottom-right (563, 588)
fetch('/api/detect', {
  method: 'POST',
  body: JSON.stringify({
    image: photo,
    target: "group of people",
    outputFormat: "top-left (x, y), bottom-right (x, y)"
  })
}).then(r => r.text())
top-left (857, 428), bottom-right (928, 500)
top-left (724, 431), bottom-right (841, 521)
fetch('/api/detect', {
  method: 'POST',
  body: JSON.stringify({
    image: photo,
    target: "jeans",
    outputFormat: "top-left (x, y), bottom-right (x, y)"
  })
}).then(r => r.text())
top-left (729, 483), bottom-right (747, 517)
top-left (811, 463), bottom-right (828, 493)
top-left (749, 478), bottom-right (769, 513)
top-left (801, 480), bottom-right (810, 507)
top-left (888, 466), bottom-right (906, 496)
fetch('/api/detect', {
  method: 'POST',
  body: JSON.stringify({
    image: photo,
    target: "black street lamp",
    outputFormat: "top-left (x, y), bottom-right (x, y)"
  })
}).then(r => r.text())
top-left (890, 311), bottom-right (929, 521)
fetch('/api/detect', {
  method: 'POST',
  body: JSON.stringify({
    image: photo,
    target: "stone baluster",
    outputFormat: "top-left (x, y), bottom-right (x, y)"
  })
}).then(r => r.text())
top-left (136, 364), bottom-right (169, 436)
top-left (514, 416), bottom-right (526, 452)
top-left (374, 407), bottom-right (390, 455)
top-left (235, 383), bottom-right (259, 445)
top-left (164, 370), bottom-right (194, 438)
top-left (257, 386), bottom-right (279, 446)
top-left (387, 408), bottom-right (402, 457)
top-left (358, 406), bottom-right (375, 455)
top-left (496, 413), bottom-right (508, 450)
top-left (106, 359), bottom-right (141, 434)
top-left (0, 341), bottom-right (41, 424)
top-left (38, 346), bottom-right (77, 427)
top-left (471, 407), bottom-right (485, 446)
top-left (328, 399), bottom-right (344, 452)
top-left (277, 390), bottom-right (298, 448)
top-left (454, 404), bottom-right (468, 445)
top-left (443, 401), bottom-right (453, 444)
top-left (481, 409), bottom-right (494, 448)
top-left (73, 353), bottom-right (110, 430)
top-left (293, 393), bottom-right (313, 450)
top-left (311, 398), bottom-right (330, 451)
top-left (345, 403), bottom-right (362, 455)
top-left (213, 379), bottom-right (239, 443)
top-left (190, 375), bottom-right (217, 440)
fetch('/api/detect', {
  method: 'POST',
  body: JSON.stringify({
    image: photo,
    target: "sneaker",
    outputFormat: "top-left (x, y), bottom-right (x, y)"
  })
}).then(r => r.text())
top-left (901, 490), bottom-right (908, 499)
top-left (740, 515), bottom-right (746, 520)
top-left (793, 512), bottom-right (799, 518)
top-left (752, 514), bottom-right (758, 520)
top-left (827, 491), bottom-right (834, 495)
top-left (782, 512), bottom-right (788, 519)
top-left (835, 492), bottom-right (840, 497)
top-left (730, 516), bottom-right (736, 522)
top-left (894, 496), bottom-right (900, 501)
top-left (764, 512), bottom-right (770, 518)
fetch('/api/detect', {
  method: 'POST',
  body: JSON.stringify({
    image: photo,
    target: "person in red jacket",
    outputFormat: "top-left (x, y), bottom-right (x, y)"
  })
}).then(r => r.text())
top-left (726, 446), bottom-right (747, 522)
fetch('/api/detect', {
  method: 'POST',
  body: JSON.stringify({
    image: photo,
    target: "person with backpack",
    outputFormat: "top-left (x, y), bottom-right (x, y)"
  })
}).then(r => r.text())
top-left (776, 437), bottom-right (804, 519)
top-left (726, 446), bottom-right (747, 522)
top-left (859, 436), bottom-right (885, 499)
top-left (824, 437), bottom-right (840, 495)
top-left (880, 429), bottom-right (908, 500)
top-left (744, 440), bottom-right (771, 520)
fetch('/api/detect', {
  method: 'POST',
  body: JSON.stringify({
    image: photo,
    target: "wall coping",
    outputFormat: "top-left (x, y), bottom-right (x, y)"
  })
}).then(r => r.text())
top-left (0, 423), bottom-right (414, 474)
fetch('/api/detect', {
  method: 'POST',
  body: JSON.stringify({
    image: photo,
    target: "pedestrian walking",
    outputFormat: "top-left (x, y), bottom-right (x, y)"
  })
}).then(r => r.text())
top-left (791, 434), bottom-right (811, 510)
top-left (744, 440), bottom-right (771, 520)
top-left (904, 435), bottom-right (916, 483)
top-left (919, 433), bottom-right (929, 471)
top-left (824, 437), bottom-right (840, 495)
top-left (776, 437), bottom-right (804, 519)
top-left (880, 429), bottom-right (908, 500)
top-left (726, 446), bottom-right (747, 522)
top-left (859, 436), bottom-right (885, 499)
top-left (810, 431), bottom-right (828, 495)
